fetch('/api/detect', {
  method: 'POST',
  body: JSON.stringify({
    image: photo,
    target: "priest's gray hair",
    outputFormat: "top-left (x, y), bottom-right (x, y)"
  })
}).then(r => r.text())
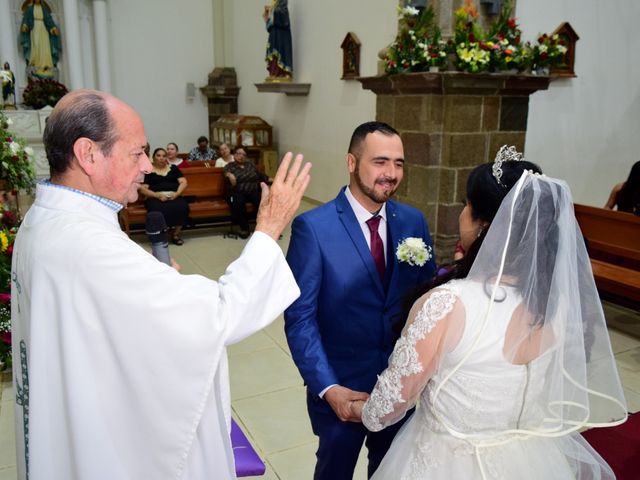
top-left (44, 90), bottom-right (119, 179)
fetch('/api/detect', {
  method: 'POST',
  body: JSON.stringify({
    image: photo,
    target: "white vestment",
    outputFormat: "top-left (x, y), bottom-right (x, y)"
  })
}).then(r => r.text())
top-left (11, 183), bottom-right (300, 480)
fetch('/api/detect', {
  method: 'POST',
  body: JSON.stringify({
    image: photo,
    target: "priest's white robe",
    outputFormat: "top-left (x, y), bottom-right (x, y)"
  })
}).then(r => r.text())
top-left (11, 183), bottom-right (300, 480)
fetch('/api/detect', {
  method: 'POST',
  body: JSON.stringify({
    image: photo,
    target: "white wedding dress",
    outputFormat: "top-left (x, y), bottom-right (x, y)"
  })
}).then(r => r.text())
top-left (363, 280), bottom-right (616, 480)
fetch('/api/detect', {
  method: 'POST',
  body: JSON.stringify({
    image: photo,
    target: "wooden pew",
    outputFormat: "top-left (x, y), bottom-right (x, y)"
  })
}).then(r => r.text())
top-left (119, 163), bottom-right (255, 235)
top-left (574, 203), bottom-right (640, 308)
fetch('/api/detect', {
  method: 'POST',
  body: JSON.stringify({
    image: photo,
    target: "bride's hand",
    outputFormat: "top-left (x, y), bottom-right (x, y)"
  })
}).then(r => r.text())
top-left (324, 385), bottom-right (369, 422)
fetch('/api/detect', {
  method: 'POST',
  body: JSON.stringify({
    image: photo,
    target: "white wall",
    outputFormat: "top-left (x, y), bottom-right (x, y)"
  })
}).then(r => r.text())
top-left (517, 0), bottom-right (640, 206)
top-left (107, 0), bottom-right (214, 154)
top-left (226, 0), bottom-right (397, 202)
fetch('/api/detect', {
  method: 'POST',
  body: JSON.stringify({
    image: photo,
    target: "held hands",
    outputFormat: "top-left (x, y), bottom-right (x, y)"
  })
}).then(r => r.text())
top-left (255, 152), bottom-right (311, 241)
top-left (324, 385), bottom-right (369, 423)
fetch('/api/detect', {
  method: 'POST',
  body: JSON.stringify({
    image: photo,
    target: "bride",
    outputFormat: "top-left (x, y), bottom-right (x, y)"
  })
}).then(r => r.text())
top-left (352, 146), bottom-right (628, 479)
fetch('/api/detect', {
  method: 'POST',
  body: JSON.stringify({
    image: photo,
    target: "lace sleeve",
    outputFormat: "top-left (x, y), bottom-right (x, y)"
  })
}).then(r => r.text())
top-left (362, 288), bottom-right (458, 432)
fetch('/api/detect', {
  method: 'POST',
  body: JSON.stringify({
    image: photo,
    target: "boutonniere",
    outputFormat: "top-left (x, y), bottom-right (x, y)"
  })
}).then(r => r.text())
top-left (396, 237), bottom-right (432, 267)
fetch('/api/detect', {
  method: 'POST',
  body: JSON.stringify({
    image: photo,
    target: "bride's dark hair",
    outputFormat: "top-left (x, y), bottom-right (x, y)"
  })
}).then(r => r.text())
top-left (395, 159), bottom-right (542, 335)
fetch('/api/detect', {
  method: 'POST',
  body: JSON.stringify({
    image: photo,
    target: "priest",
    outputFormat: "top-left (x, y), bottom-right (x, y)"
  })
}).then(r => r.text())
top-left (11, 89), bottom-right (311, 480)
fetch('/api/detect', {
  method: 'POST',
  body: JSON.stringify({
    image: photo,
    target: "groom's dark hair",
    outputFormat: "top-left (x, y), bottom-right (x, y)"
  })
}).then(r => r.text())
top-left (348, 121), bottom-right (399, 157)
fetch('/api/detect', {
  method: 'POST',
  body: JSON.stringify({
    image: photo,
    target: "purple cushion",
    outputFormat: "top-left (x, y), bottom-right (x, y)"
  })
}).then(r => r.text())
top-left (231, 419), bottom-right (266, 477)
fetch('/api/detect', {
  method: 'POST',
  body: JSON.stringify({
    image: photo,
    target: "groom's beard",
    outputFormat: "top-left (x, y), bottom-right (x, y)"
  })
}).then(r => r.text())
top-left (354, 165), bottom-right (398, 205)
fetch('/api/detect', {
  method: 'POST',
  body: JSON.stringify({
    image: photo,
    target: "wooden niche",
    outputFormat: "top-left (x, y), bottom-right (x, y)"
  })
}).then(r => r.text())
top-left (341, 32), bottom-right (361, 80)
top-left (551, 22), bottom-right (579, 78)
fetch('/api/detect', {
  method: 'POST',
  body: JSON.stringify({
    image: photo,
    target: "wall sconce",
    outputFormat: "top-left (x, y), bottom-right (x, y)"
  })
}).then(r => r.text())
top-left (480, 0), bottom-right (502, 15)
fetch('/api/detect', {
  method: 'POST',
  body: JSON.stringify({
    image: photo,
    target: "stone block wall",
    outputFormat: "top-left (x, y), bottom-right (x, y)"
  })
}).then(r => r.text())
top-left (360, 71), bottom-right (549, 263)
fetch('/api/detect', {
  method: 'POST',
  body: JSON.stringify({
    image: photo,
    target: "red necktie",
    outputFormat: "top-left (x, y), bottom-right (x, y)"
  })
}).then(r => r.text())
top-left (366, 215), bottom-right (385, 280)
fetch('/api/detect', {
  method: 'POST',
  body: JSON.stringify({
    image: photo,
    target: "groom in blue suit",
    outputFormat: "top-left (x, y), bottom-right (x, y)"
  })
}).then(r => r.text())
top-left (285, 122), bottom-right (436, 479)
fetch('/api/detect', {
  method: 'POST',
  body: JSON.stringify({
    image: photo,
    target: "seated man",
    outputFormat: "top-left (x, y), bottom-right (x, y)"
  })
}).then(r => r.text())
top-left (188, 135), bottom-right (217, 161)
top-left (224, 148), bottom-right (271, 238)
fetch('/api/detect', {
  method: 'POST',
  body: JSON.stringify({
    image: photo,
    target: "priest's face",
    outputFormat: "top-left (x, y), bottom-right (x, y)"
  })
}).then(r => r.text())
top-left (347, 131), bottom-right (404, 212)
top-left (95, 100), bottom-right (152, 205)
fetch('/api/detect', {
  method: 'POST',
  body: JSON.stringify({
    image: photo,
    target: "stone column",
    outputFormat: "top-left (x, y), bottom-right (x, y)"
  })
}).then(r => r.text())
top-left (0, 0), bottom-right (19, 85)
top-left (359, 72), bottom-right (550, 262)
top-left (92, 0), bottom-right (111, 92)
top-left (62, 0), bottom-right (85, 89)
top-left (200, 68), bottom-right (240, 141)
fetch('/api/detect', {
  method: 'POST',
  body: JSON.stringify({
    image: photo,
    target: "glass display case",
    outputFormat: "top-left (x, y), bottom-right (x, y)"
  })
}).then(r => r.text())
top-left (210, 114), bottom-right (273, 149)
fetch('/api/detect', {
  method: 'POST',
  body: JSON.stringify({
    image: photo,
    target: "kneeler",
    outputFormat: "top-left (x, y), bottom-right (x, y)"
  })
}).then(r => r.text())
top-left (231, 418), bottom-right (266, 477)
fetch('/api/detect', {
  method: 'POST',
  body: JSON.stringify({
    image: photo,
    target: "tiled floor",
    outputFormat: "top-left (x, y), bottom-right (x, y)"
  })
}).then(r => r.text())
top-left (0, 202), bottom-right (639, 479)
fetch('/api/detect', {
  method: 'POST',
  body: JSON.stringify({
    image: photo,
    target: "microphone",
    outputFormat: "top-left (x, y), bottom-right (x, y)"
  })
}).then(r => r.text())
top-left (145, 211), bottom-right (171, 265)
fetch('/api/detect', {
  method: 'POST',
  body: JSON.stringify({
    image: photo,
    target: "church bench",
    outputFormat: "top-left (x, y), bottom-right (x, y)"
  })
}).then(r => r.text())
top-left (574, 203), bottom-right (640, 308)
top-left (118, 162), bottom-right (256, 235)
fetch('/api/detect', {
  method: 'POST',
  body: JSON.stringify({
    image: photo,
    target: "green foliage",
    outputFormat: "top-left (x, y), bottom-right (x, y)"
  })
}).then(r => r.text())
top-left (0, 112), bottom-right (36, 193)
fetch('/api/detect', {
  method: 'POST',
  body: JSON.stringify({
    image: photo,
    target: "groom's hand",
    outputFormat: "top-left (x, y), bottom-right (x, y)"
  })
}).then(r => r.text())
top-left (324, 385), bottom-right (369, 422)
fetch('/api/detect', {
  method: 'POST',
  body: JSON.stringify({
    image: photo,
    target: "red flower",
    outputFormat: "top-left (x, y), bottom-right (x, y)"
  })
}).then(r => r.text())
top-left (0, 293), bottom-right (10, 304)
top-left (6, 244), bottom-right (13, 256)
top-left (507, 18), bottom-right (517, 29)
top-left (469, 32), bottom-right (476, 43)
top-left (1, 210), bottom-right (16, 227)
top-left (540, 52), bottom-right (548, 61)
top-left (0, 331), bottom-right (10, 345)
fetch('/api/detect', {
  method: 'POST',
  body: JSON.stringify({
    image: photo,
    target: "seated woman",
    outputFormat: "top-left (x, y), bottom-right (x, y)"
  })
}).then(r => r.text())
top-left (352, 146), bottom-right (627, 479)
top-left (139, 147), bottom-right (189, 245)
top-left (166, 142), bottom-right (189, 169)
top-left (215, 143), bottom-right (234, 168)
top-left (223, 147), bottom-right (271, 239)
top-left (605, 160), bottom-right (640, 215)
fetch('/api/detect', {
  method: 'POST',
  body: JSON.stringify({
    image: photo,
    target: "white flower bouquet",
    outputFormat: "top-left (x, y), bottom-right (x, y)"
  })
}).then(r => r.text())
top-left (396, 237), bottom-right (432, 267)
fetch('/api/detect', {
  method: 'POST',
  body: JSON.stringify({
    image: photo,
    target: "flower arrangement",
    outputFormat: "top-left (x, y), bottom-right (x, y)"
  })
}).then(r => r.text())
top-left (0, 112), bottom-right (36, 193)
top-left (384, 5), bottom-right (441, 74)
top-left (396, 237), bottom-right (432, 267)
top-left (531, 33), bottom-right (568, 73)
top-left (22, 78), bottom-right (68, 109)
top-left (0, 204), bottom-right (17, 370)
top-left (426, 33), bottom-right (449, 70)
top-left (383, 0), bottom-right (566, 76)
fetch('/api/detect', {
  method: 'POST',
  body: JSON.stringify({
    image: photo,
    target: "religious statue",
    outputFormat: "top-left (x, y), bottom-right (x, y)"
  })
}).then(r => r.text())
top-left (0, 63), bottom-right (16, 108)
top-left (20, 0), bottom-right (62, 80)
top-left (263, 0), bottom-right (293, 81)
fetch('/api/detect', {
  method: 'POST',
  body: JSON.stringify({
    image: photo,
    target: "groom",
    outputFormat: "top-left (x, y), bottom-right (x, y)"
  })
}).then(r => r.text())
top-left (285, 122), bottom-right (436, 479)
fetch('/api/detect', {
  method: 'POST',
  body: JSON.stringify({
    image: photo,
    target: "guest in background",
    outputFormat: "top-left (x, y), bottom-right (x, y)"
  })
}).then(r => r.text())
top-left (224, 147), bottom-right (270, 239)
top-left (215, 143), bottom-right (234, 168)
top-left (188, 135), bottom-right (217, 162)
top-left (605, 160), bottom-right (640, 215)
top-left (139, 147), bottom-right (189, 245)
top-left (167, 142), bottom-right (189, 169)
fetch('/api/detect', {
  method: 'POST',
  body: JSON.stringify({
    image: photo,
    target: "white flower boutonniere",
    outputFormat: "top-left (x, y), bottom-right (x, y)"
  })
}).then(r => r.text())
top-left (396, 237), bottom-right (432, 267)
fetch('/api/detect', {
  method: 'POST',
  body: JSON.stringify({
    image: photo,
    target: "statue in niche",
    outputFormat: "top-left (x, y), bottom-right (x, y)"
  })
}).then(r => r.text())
top-left (20, 0), bottom-right (62, 80)
top-left (263, 0), bottom-right (293, 82)
top-left (1, 62), bottom-right (16, 108)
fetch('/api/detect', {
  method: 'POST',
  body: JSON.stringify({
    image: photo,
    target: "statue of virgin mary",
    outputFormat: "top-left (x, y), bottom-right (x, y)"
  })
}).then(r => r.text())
top-left (20, 0), bottom-right (62, 79)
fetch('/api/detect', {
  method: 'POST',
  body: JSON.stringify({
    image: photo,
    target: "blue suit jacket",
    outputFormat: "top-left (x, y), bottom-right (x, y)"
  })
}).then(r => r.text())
top-left (285, 188), bottom-right (436, 397)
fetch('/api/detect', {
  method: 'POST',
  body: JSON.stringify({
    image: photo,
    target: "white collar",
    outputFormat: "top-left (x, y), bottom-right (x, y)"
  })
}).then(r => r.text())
top-left (345, 186), bottom-right (387, 224)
